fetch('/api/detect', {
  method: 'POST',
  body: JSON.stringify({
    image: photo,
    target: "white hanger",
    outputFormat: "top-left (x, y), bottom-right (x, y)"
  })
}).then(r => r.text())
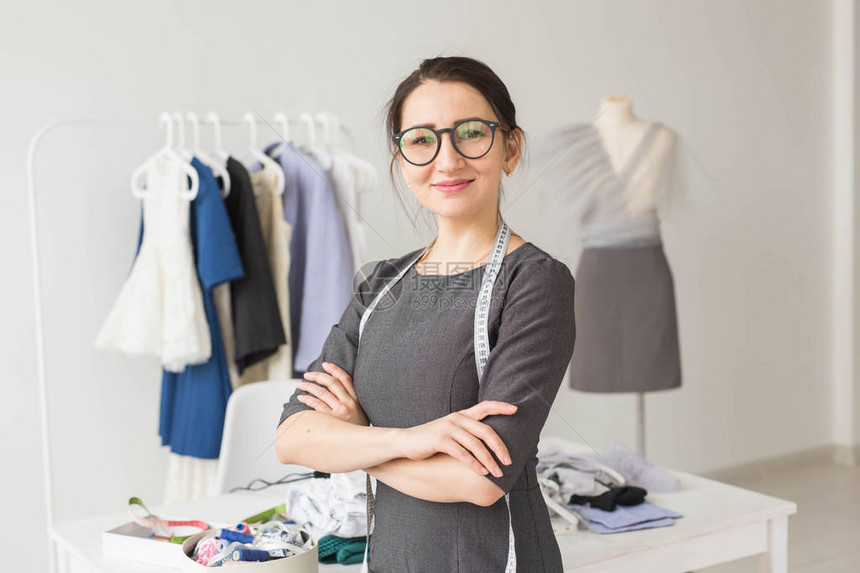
top-left (321, 111), bottom-right (376, 193)
top-left (299, 111), bottom-right (317, 148)
top-left (319, 111), bottom-right (358, 187)
top-left (242, 111), bottom-right (286, 196)
top-left (130, 112), bottom-right (199, 200)
top-left (316, 112), bottom-right (334, 146)
top-left (270, 111), bottom-right (291, 158)
top-left (314, 112), bottom-right (334, 170)
top-left (205, 111), bottom-right (230, 165)
top-left (301, 111), bottom-right (333, 170)
top-left (171, 111), bottom-right (193, 162)
top-left (186, 112), bottom-right (230, 198)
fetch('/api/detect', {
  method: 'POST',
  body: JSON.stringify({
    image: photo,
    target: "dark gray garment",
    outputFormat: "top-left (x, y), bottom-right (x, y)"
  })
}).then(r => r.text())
top-left (222, 157), bottom-right (286, 372)
top-left (569, 242), bottom-right (681, 393)
top-left (278, 242), bottom-right (576, 572)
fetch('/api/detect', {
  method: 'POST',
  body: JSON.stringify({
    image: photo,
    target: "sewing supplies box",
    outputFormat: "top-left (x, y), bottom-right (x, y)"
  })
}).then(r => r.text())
top-left (102, 520), bottom-right (220, 567)
top-left (181, 529), bottom-right (319, 572)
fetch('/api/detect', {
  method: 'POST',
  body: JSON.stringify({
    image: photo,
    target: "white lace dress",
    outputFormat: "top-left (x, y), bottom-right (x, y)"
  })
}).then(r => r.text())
top-left (95, 155), bottom-right (211, 371)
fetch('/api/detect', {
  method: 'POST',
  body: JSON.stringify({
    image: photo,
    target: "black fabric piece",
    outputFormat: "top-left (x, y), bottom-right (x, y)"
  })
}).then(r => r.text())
top-left (222, 157), bottom-right (287, 372)
top-left (569, 485), bottom-right (648, 511)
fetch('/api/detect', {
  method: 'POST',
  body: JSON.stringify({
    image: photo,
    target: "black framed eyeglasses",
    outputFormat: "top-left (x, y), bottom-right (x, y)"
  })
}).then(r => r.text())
top-left (392, 118), bottom-right (504, 166)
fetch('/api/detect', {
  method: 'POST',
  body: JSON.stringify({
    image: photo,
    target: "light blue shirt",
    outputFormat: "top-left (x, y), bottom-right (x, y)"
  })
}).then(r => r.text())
top-left (263, 143), bottom-right (355, 375)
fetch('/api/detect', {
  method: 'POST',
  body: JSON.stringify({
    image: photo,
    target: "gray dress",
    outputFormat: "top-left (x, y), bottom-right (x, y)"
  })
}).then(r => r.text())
top-left (540, 121), bottom-right (682, 393)
top-left (279, 241), bottom-right (576, 572)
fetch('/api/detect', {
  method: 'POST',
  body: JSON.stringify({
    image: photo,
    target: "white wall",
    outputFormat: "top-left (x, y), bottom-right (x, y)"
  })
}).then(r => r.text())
top-left (844, 0), bottom-right (860, 444)
top-left (852, 0), bottom-right (860, 444)
top-left (1, 1), bottom-right (839, 571)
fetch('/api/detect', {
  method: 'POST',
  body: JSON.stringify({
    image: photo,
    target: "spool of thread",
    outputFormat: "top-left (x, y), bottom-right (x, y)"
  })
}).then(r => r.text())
top-left (195, 538), bottom-right (220, 566)
top-left (219, 529), bottom-right (254, 544)
top-left (232, 548), bottom-right (270, 562)
top-left (205, 541), bottom-right (242, 568)
top-left (233, 522), bottom-right (252, 535)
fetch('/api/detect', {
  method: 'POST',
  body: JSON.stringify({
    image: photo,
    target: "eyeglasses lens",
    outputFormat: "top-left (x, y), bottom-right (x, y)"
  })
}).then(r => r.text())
top-left (399, 121), bottom-right (493, 164)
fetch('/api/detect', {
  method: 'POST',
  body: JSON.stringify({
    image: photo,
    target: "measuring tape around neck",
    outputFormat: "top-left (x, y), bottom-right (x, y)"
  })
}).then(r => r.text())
top-left (357, 220), bottom-right (516, 573)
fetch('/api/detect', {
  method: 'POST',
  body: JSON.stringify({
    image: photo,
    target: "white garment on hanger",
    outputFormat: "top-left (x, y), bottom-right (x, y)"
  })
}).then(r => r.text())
top-left (321, 147), bottom-right (370, 273)
top-left (163, 452), bottom-right (219, 504)
top-left (95, 155), bottom-right (211, 371)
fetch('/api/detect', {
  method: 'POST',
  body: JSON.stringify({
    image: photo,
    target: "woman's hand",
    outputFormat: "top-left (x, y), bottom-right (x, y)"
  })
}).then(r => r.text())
top-left (395, 401), bottom-right (517, 478)
top-left (296, 362), bottom-right (369, 426)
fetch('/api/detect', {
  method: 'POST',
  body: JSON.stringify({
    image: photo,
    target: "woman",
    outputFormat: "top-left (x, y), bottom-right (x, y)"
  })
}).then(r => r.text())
top-left (275, 56), bottom-right (576, 572)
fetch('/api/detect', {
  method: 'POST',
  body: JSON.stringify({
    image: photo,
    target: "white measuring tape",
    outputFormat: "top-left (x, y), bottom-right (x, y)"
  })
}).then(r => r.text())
top-left (357, 220), bottom-right (516, 573)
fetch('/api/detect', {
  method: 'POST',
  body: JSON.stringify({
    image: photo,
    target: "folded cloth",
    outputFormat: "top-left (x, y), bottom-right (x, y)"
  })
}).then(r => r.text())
top-left (569, 500), bottom-right (683, 534)
top-left (569, 485), bottom-right (647, 511)
top-left (318, 534), bottom-right (367, 564)
top-left (336, 540), bottom-right (367, 564)
top-left (536, 454), bottom-right (620, 501)
top-left (583, 444), bottom-right (682, 494)
top-left (587, 517), bottom-right (677, 534)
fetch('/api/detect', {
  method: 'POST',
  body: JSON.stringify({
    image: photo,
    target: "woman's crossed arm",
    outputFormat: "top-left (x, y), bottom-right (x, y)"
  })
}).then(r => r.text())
top-left (274, 362), bottom-right (514, 507)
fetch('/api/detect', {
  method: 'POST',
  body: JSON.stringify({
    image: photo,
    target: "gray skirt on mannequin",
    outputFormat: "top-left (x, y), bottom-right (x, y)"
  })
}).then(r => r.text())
top-left (570, 242), bottom-right (681, 393)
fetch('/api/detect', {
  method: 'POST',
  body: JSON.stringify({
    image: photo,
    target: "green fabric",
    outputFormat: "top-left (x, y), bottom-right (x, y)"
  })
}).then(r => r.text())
top-left (318, 534), bottom-right (368, 564)
top-left (336, 540), bottom-right (367, 564)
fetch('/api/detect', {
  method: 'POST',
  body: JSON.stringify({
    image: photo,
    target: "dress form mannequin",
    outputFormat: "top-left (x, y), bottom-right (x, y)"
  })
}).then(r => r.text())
top-left (593, 95), bottom-right (676, 218)
top-left (546, 95), bottom-right (684, 459)
top-left (599, 96), bottom-right (674, 457)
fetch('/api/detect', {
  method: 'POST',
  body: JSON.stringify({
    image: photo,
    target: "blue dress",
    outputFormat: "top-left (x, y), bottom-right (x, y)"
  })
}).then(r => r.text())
top-left (159, 158), bottom-right (244, 459)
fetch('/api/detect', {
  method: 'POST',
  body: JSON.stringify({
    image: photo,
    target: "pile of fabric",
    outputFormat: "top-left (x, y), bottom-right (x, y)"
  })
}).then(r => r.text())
top-left (537, 438), bottom-right (683, 534)
top-left (284, 469), bottom-right (370, 565)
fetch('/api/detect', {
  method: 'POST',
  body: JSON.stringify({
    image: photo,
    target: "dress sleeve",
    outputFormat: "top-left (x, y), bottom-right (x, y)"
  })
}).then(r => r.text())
top-left (655, 131), bottom-right (717, 212)
top-left (277, 258), bottom-right (387, 427)
top-left (476, 257), bottom-right (577, 493)
top-left (194, 170), bottom-right (244, 290)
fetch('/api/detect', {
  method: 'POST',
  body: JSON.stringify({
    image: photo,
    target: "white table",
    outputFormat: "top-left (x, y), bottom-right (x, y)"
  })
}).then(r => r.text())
top-left (554, 467), bottom-right (795, 572)
top-left (51, 462), bottom-right (796, 572)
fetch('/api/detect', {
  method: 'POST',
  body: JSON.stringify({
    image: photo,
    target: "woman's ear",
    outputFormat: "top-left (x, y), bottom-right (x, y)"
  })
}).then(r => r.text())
top-left (397, 156), bottom-right (411, 187)
top-left (503, 128), bottom-right (522, 174)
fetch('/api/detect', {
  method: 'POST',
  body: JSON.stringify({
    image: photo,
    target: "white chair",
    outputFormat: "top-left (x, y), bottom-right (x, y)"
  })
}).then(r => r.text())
top-left (215, 379), bottom-right (315, 494)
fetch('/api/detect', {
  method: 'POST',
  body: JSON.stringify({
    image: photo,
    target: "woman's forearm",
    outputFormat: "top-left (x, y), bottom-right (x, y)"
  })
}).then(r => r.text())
top-left (275, 411), bottom-right (403, 473)
top-left (364, 453), bottom-right (504, 507)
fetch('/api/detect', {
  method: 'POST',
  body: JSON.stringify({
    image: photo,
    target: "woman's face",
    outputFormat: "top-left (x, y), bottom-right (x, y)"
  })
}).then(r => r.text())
top-left (397, 80), bottom-right (520, 221)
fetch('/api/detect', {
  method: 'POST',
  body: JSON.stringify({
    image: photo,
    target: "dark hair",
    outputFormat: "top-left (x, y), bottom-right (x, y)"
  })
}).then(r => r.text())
top-left (381, 56), bottom-right (527, 232)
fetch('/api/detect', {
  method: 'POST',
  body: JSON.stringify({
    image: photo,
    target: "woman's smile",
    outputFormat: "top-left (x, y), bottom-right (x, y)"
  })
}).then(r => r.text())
top-left (433, 178), bottom-right (475, 193)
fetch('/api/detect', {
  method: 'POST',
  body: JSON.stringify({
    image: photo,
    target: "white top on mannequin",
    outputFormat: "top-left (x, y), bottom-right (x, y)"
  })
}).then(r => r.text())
top-left (540, 95), bottom-right (683, 248)
top-left (593, 95), bottom-right (676, 212)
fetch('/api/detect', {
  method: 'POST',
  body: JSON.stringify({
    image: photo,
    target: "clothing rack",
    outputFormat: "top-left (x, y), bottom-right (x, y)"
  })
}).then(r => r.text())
top-left (26, 112), bottom-right (360, 573)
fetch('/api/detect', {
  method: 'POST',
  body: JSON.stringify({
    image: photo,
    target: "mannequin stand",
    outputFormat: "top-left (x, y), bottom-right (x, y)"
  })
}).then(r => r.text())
top-left (637, 392), bottom-right (647, 459)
